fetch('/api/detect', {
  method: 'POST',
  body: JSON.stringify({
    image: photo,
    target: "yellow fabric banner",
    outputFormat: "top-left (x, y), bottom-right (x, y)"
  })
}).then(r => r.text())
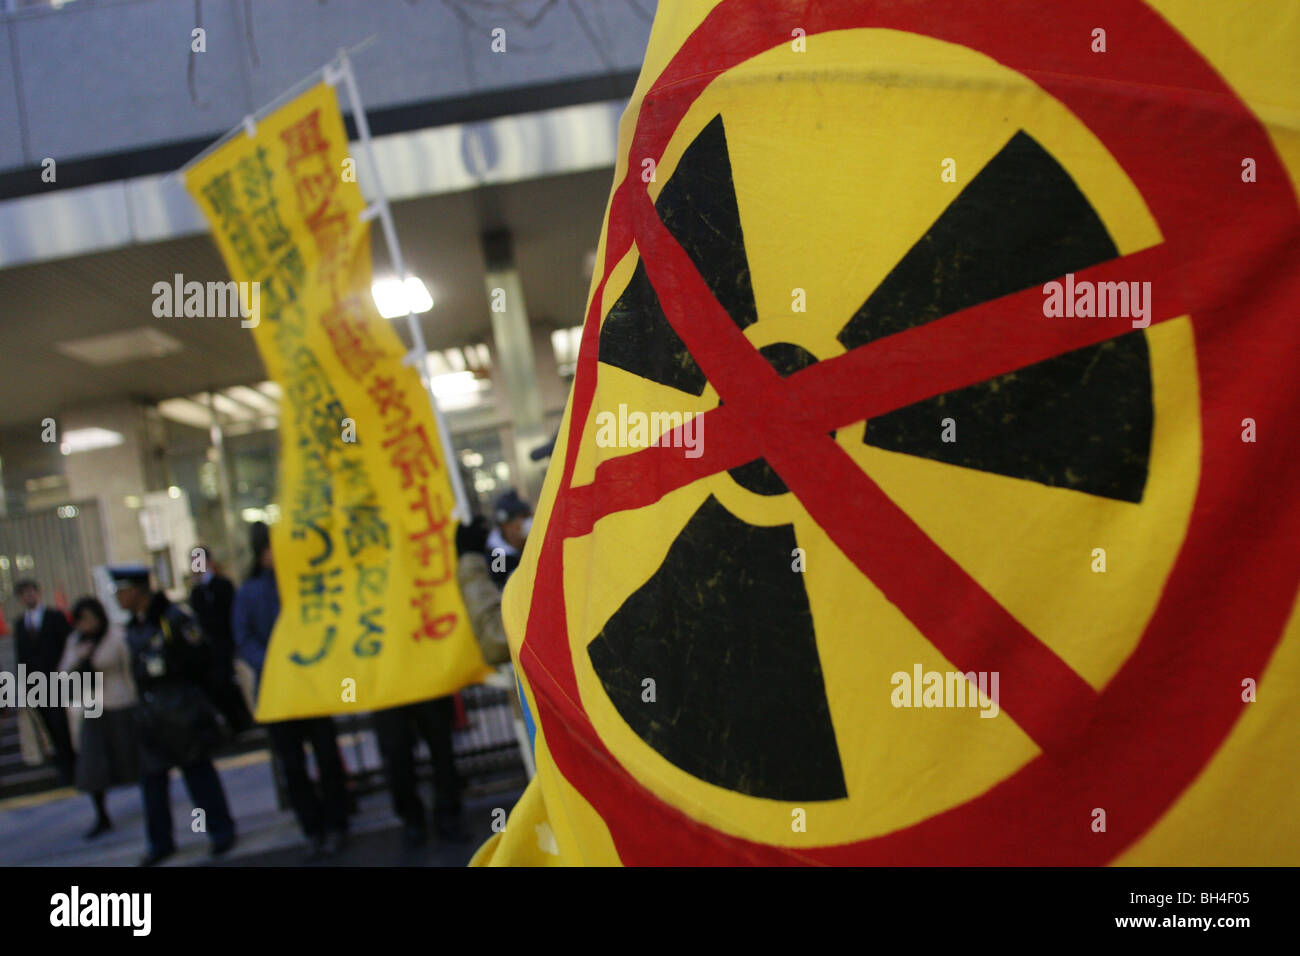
top-left (475, 0), bottom-right (1300, 865)
top-left (185, 83), bottom-right (489, 722)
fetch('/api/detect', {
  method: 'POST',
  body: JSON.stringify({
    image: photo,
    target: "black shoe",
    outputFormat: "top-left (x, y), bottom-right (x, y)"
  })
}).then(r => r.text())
top-left (435, 819), bottom-right (469, 842)
top-left (302, 833), bottom-right (327, 863)
top-left (402, 823), bottom-right (428, 849)
top-left (210, 835), bottom-right (237, 858)
top-left (138, 847), bottom-right (175, 867)
top-left (434, 807), bottom-right (467, 841)
top-left (84, 819), bottom-right (113, 840)
top-left (322, 830), bottom-right (348, 856)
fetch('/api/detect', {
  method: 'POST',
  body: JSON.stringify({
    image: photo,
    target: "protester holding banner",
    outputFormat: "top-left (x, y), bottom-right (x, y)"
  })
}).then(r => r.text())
top-left (367, 514), bottom-right (522, 848)
top-left (233, 522), bottom-right (350, 859)
top-left (370, 513), bottom-right (522, 848)
top-left (372, 696), bottom-right (464, 847)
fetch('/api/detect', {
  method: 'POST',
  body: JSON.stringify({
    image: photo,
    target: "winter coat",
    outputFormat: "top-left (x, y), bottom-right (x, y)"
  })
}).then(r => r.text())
top-left (125, 595), bottom-right (221, 773)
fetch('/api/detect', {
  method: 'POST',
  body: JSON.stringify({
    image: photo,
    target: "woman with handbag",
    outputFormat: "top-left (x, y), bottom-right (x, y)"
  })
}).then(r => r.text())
top-left (111, 564), bottom-right (237, 866)
top-left (57, 596), bottom-right (141, 838)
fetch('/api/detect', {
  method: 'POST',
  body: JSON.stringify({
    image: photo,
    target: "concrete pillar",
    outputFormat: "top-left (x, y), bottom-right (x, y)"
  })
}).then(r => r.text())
top-left (60, 400), bottom-right (154, 564)
top-left (531, 323), bottom-right (572, 420)
top-left (483, 229), bottom-right (549, 504)
top-left (205, 392), bottom-right (243, 578)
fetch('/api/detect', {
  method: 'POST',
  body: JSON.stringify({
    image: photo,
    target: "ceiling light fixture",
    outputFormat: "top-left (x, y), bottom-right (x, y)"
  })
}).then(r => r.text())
top-left (430, 370), bottom-right (480, 399)
top-left (59, 428), bottom-right (125, 455)
top-left (371, 276), bottom-right (434, 319)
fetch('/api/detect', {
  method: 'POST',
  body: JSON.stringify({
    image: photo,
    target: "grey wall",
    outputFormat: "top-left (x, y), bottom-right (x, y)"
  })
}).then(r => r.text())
top-left (0, 0), bottom-right (653, 172)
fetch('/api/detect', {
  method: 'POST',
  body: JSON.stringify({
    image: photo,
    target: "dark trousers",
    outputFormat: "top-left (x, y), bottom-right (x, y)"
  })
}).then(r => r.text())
top-left (265, 716), bottom-right (349, 837)
top-left (34, 706), bottom-right (75, 785)
top-left (209, 667), bottom-right (254, 736)
top-left (140, 760), bottom-right (235, 855)
top-left (373, 697), bottom-right (462, 830)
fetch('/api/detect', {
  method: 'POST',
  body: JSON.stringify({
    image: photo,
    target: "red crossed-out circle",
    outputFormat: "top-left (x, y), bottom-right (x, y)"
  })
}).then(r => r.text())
top-left (515, 0), bottom-right (1300, 864)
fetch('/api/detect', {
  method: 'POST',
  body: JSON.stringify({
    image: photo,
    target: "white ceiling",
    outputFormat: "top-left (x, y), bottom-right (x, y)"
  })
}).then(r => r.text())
top-left (0, 166), bottom-right (613, 429)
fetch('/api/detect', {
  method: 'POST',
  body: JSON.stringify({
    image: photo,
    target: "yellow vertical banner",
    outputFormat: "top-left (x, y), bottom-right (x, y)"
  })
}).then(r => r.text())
top-left (184, 83), bottom-right (489, 721)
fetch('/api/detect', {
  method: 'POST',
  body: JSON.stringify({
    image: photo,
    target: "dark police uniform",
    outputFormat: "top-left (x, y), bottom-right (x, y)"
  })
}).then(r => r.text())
top-left (114, 565), bottom-right (236, 864)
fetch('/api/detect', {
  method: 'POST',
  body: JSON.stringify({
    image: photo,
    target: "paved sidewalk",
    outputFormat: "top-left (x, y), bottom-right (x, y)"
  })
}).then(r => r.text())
top-left (0, 745), bottom-right (522, 867)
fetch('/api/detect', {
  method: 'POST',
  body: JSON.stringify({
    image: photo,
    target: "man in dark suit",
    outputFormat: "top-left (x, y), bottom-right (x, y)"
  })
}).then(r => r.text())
top-left (11, 578), bottom-right (75, 784)
top-left (188, 547), bottom-right (253, 735)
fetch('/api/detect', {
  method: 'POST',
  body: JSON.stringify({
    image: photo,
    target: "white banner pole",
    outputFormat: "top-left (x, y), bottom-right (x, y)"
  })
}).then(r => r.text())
top-left (180, 35), bottom-right (377, 176)
top-left (331, 48), bottom-right (473, 524)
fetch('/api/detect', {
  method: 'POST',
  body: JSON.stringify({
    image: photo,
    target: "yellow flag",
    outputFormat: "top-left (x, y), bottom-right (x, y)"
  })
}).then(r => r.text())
top-left (185, 83), bottom-right (490, 721)
top-left (475, 0), bottom-right (1300, 865)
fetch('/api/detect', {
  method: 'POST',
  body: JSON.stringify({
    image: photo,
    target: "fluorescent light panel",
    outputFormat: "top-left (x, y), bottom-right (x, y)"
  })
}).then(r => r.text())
top-left (157, 397), bottom-right (213, 429)
top-left (431, 371), bottom-right (480, 399)
top-left (56, 327), bottom-right (182, 366)
top-left (226, 385), bottom-right (279, 415)
top-left (372, 277), bottom-right (433, 319)
top-left (60, 427), bottom-right (124, 454)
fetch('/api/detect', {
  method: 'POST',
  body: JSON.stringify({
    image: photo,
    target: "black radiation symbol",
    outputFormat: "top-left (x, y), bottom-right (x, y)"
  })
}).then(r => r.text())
top-left (589, 115), bottom-right (1154, 802)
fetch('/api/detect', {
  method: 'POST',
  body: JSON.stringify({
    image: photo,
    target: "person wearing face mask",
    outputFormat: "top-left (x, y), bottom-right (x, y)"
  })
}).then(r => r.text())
top-left (486, 489), bottom-right (533, 590)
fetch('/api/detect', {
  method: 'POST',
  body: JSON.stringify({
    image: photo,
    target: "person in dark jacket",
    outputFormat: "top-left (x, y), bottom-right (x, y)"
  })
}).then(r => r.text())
top-left (113, 564), bottom-right (236, 866)
top-left (11, 578), bottom-right (75, 784)
top-left (374, 516), bottom-right (520, 850)
top-left (233, 522), bottom-right (350, 859)
top-left (188, 546), bottom-right (253, 735)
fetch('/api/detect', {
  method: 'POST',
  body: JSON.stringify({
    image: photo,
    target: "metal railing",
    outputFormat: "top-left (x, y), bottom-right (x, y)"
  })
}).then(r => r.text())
top-left (264, 682), bottom-right (528, 814)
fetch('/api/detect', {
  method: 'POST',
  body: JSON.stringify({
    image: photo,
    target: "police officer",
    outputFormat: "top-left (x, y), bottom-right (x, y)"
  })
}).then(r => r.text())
top-left (485, 489), bottom-right (532, 590)
top-left (111, 565), bottom-right (237, 866)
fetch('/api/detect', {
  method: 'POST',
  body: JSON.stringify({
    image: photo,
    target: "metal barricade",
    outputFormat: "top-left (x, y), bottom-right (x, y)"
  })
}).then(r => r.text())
top-left (262, 681), bottom-right (528, 812)
top-left (451, 682), bottom-right (528, 795)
